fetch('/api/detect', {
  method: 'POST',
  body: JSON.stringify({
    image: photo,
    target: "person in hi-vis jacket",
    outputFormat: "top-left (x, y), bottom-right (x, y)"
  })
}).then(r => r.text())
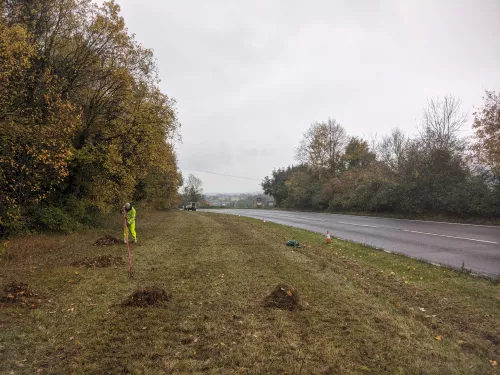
top-left (122, 202), bottom-right (137, 243)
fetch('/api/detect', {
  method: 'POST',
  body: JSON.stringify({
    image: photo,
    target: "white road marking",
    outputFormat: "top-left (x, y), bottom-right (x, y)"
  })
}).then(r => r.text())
top-left (400, 229), bottom-right (498, 244)
top-left (389, 218), bottom-right (500, 229)
top-left (236, 210), bottom-right (500, 229)
top-left (338, 221), bottom-right (379, 229)
top-left (215, 211), bottom-right (498, 244)
top-left (336, 221), bottom-right (498, 244)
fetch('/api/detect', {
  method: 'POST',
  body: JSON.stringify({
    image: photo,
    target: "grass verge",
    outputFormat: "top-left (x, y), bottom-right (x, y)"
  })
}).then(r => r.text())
top-left (0, 211), bottom-right (498, 374)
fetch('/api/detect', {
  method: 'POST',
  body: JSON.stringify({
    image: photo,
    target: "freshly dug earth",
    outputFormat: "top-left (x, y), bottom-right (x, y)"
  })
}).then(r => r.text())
top-left (94, 235), bottom-right (122, 246)
top-left (263, 284), bottom-right (301, 311)
top-left (72, 254), bottom-right (125, 268)
top-left (122, 286), bottom-right (170, 307)
top-left (0, 282), bottom-right (34, 304)
top-left (1, 210), bottom-right (499, 375)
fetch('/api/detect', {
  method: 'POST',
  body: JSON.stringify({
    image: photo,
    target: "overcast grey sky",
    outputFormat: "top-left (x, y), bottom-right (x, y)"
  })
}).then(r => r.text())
top-left (118, 0), bottom-right (500, 193)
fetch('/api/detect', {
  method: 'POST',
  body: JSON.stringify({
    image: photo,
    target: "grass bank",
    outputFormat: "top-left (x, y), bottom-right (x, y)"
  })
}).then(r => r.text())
top-left (0, 211), bottom-right (498, 374)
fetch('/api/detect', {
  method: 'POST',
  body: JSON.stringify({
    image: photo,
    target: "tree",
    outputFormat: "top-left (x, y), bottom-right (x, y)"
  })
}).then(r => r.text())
top-left (342, 137), bottom-right (376, 170)
top-left (262, 165), bottom-right (306, 207)
top-left (183, 174), bottom-right (203, 203)
top-left (0, 0), bottom-right (181, 233)
top-left (295, 118), bottom-right (347, 176)
top-left (473, 90), bottom-right (500, 177)
top-left (377, 128), bottom-right (407, 173)
top-left (419, 95), bottom-right (467, 152)
top-left (0, 16), bottom-right (80, 229)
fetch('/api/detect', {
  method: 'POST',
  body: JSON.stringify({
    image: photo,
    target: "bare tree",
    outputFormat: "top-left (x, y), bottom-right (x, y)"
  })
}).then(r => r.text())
top-left (183, 174), bottom-right (203, 202)
top-left (419, 95), bottom-right (467, 151)
top-left (295, 118), bottom-right (347, 175)
top-left (377, 128), bottom-right (408, 172)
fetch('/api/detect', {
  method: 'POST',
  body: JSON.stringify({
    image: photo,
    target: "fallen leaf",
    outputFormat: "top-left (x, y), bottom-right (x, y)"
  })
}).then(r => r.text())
top-left (286, 290), bottom-right (293, 296)
top-left (435, 335), bottom-right (443, 341)
top-left (490, 360), bottom-right (498, 367)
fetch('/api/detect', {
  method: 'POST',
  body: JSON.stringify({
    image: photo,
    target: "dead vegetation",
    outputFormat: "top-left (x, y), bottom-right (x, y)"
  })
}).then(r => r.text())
top-left (263, 284), bottom-right (302, 311)
top-left (72, 254), bottom-right (125, 268)
top-left (0, 282), bottom-right (37, 307)
top-left (94, 235), bottom-right (122, 246)
top-left (121, 286), bottom-right (170, 307)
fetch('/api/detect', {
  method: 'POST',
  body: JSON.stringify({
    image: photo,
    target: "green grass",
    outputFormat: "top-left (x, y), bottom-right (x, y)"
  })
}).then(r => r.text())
top-left (0, 211), bottom-right (498, 374)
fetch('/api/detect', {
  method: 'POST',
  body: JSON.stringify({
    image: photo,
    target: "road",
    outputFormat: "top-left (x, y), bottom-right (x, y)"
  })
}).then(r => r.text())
top-left (203, 209), bottom-right (500, 277)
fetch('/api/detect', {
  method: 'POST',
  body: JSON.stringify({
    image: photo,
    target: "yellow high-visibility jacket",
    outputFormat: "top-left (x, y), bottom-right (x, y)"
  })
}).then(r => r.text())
top-left (126, 207), bottom-right (136, 226)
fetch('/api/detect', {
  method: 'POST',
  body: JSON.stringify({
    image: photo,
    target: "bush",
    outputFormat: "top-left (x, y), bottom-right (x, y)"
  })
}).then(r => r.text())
top-left (31, 206), bottom-right (82, 233)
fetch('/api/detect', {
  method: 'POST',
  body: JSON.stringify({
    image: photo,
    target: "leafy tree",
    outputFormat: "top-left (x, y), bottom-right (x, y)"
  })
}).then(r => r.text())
top-left (473, 91), bottom-right (500, 177)
top-left (183, 174), bottom-right (203, 203)
top-left (262, 165), bottom-right (306, 207)
top-left (262, 106), bottom-right (500, 218)
top-left (295, 118), bottom-right (347, 177)
top-left (0, 0), bottom-right (181, 233)
top-left (342, 137), bottom-right (376, 170)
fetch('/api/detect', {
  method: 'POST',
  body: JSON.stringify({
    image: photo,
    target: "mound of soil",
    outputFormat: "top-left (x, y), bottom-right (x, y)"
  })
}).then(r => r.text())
top-left (94, 235), bottom-right (122, 246)
top-left (263, 284), bottom-right (301, 311)
top-left (72, 255), bottom-right (125, 268)
top-left (122, 286), bottom-right (170, 307)
top-left (1, 282), bottom-right (35, 305)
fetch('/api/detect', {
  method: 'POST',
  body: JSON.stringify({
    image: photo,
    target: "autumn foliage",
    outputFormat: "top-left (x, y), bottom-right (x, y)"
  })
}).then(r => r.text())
top-left (0, 0), bottom-right (181, 233)
top-left (473, 91), bottom-right (500, 177)
top-left (264, 96), bottom-right (500, 219)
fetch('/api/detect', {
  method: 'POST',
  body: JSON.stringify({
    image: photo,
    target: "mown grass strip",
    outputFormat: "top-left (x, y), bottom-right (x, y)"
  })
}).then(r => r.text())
top-left (0, 210), bottom-right (498, 374)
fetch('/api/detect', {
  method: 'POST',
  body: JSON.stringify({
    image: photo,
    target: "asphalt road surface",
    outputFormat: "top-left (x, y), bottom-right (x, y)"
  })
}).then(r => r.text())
top-left (202, 209), bottom-right (500, 277)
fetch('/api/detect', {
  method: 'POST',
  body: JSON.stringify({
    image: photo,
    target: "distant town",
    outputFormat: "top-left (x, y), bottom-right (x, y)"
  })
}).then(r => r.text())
top-left (203, 193), bottom-right (275, 208)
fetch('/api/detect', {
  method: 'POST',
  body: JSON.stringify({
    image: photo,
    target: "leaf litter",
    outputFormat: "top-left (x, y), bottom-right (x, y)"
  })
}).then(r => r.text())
top-left (0, 282), bottom-right (37, 308)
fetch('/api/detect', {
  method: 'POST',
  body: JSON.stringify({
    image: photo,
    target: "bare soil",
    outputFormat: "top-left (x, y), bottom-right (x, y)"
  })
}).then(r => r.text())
top-left (263, 283), bottom-right (301, 311)
top-left (121, 286), bottom-right (170, 307)
top-left (94, 235), bottom-right (122, 246)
